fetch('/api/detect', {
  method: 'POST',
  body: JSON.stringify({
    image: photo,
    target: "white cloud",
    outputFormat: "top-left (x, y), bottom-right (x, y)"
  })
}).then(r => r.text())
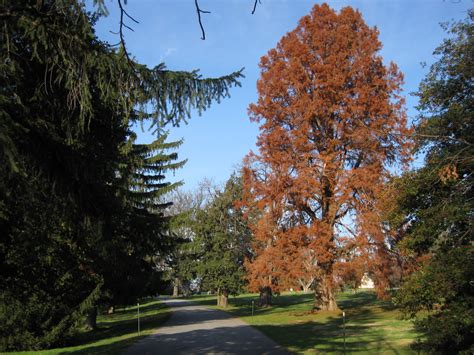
top-left (160, 47), bottom-right (177, 62)
top-left (165, 47), bottom-right (177, 57)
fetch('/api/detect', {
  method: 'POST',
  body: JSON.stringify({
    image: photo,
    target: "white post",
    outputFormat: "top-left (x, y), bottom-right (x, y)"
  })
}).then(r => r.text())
top-left (137, 302), bottom-right (140, 335)
top-left (343, 311), bottom-right (346, 354)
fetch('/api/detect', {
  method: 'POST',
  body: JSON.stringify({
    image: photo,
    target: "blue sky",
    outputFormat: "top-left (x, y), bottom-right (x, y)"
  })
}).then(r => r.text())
top-left (93, 0), bottom-right (472, 191)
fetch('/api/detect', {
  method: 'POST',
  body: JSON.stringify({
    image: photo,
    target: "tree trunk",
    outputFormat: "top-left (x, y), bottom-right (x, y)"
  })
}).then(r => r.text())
top-left (313, 274), bottom-right (338, 311)
top-left (219, 294), bottom-right (228, 308)
top-left (172, 277), bottom-right (179, 297)
top-left (313, 174), bottom-right (338, 312)
top-left (85, 307), bottom-right (97, 331)
top-left (217, 289), bottom-right (229, 308)
top-left (301, 278), bottom-right (314, 293)
top-left (258, 286), bottom-right (272, 307)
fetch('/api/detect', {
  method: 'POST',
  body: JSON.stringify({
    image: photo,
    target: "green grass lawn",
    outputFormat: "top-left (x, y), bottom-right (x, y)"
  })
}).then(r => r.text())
top-left (187, 290), bottom-right (421, 354)
top-left (10, 299), bottom-right (170, 355)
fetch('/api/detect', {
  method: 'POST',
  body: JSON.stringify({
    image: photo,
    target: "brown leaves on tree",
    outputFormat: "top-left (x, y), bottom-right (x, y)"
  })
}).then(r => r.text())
top-left (242, 3), bottom-right (412, 311)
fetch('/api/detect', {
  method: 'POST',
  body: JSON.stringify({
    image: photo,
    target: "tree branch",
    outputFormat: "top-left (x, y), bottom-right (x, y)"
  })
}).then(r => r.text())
top-left (251, 0), bottom-right (262, 15)
top-left (194, 0), bottom-right (211, 40)
top-left (117, 0), bottom-right (139, 71)
top-left (414, 132), bottom-right (473, 147)
top-left (336, 221), bottom-right (358, 239)
top-left (361, 120), bottom-right (473, 147)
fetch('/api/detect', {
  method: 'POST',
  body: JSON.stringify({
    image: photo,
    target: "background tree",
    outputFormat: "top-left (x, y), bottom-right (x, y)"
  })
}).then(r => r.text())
top-left (334, 253), bottom-right (365, 292)
top-left (164, 185), bottom-right (208, 297)
top-left (0, 0), bottom-right (242, 350)
top-left (391, 12), bottom-right (473, 353)
top-left (243, 3), bottom-right (411, 311)
top-left (193, 174), bottom-right (251, 307)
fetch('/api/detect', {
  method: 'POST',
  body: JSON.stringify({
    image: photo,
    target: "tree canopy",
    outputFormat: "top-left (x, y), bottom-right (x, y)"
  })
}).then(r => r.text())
top-left (242, 3), bottom-right (412, 311)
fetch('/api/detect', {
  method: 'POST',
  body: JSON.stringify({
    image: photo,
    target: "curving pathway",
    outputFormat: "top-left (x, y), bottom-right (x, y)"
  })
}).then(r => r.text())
top-left (122, 298), bottom-right (289, 355)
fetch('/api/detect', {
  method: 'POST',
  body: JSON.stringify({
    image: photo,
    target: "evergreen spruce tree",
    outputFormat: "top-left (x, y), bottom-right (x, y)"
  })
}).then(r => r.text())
top-left (165, 187), bottom-right (208, 297)
top-left (89, 133), bottom-right (186, 324)
top-left (0, 0), bottom-right (242, 350)
top-left (390, 12), bottom-right (473, 353)
top-left (193, 174), bottom-right (251, 307)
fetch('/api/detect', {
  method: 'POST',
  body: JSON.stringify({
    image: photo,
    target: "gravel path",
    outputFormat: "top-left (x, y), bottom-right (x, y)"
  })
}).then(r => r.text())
top-left (122, 298), bottom-right (289, 355)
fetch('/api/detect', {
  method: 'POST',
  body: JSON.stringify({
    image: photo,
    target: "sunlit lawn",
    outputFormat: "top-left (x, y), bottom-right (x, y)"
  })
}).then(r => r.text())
top-left (8, 291), bottom-right (421, 354)
top-left (12, 299), bottom-right (170, 355)
top-left (188, 290), bottom-right (421, 354)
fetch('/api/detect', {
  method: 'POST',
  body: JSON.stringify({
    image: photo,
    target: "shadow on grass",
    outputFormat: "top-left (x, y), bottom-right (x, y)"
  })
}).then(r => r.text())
top-left (190, 291), bottom-right (383, 311)
top-left (58, 301), bottom-right (170, 354)
top-left (61, 335), bottom-right (149, 355)
top-left (98, 300), bottom-right (164, 322)
top-left (254, 303), bottom-right (408, 354)
top-left (187, 292), bottom-right (315, 317)
top-left (338, 291), bottom-right (377, 309)
top-left (198, 291), bottom-right (413, 353)
top-left (254, 320), bottom-right (405, 354)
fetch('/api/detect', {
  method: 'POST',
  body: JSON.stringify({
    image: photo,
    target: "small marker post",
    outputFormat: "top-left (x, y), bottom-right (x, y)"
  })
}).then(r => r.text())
top-left (343, 311), bottom-right (346, 354)
top-left (252, 300), bottom-right (255, 316)
top-left (137, 302), bottom-right (140, 335)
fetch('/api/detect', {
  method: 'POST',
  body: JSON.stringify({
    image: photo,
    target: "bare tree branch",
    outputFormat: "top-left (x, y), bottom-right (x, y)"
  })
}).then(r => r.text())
top-left (336, 221), bottom-right (358, 239)
top-left (117, 0), bottom-right (139, 71)
top-left (116, 1), bottom-right (261, 45)
top-left (115, 0), bottom-right (264, 48)
top-left (252, 0), bottom-right (262, 15)
top-left (194, 0), bottom-right (210, 40)
top-left (121, 6), bottom-right (139, 24)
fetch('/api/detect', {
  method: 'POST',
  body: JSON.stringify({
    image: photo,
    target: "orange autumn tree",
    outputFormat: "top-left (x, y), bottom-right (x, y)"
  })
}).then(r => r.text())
top-left (242, 3), bottom-right (411, 311)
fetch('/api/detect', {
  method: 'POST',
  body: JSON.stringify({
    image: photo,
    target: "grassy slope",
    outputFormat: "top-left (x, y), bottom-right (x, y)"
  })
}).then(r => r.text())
top-left (188, 291), bottom-right (420, 354)
top-left (10, 299), bottom-right (170, 355)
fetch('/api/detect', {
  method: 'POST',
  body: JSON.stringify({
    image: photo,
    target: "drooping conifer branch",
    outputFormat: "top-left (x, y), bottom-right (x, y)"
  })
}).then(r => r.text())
top-left (139, 65), bottom-right (244, 131)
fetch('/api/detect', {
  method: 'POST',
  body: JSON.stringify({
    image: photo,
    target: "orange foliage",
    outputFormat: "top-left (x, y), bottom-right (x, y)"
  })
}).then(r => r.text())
top-left (242, 4), bottom-right (412, 309)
